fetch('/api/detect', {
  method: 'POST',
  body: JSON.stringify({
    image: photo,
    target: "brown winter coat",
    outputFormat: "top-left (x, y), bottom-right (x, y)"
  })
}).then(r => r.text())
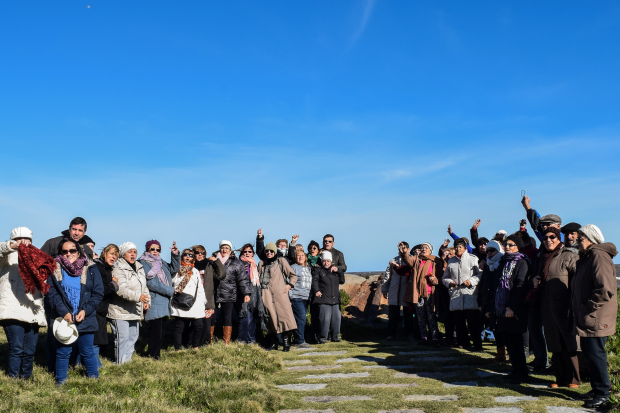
top-left (536, 247), bottom-right (579, 352)
top-left (258, 257), bottom-right (298, 334)
top-left (571, 243), bottom-right (618, 338)
top-left (401, 254), bottom-right (445, 305)
top-left (201, 259), bottom-right (226, 311)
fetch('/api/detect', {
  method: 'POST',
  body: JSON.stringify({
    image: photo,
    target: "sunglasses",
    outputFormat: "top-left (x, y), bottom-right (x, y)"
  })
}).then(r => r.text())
top-left (61, 249), bottom-right (78, 255)
top-left (577, 237), bottom-right (586, 242)
top-left (182, 253), bottom-right (195, 258)
top-left (324, 240), bottom-right (334, 244)
top-left (486, 249), bottom-right (497, 255)
top-left (265, 250), bottom-right (275, 254)
top-left (195, 251), bottom-right (206, 255)
top-left (504, 242), bottom-right (517, 248)
top-left (310, 246), bottom-right (318, 250)
top-left (149, 248), bottom-right (161, 252)
top-left (243, 250), bottom-right (253, 254)
top-left (542, 235), bottom-right (557, 240)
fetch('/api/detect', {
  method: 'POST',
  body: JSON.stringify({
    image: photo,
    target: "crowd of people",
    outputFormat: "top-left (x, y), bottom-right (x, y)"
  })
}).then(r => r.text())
top-left (0, 219), bottom-right (346, 385)
top-left (380, 196), bottom-right (618, 408)
top-left (0, 196), bottom-right (617, 409)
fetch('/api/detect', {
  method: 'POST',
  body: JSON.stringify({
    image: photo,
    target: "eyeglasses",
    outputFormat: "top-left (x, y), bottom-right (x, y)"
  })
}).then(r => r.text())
top-left (182, 253), bottom-right (195, 258)
top-left (265, 250), bottom-right (275, 254)
top-left (149, 248), bottom-right (161, 252)
top-left (61, 249), bottom-right (78, 255)
top-left (504, 242), bottom-right (517, 248)
top-left (577, 237), bottom-right (585, 242)
top-left (243, 250), bottom-right (253, 254)
top-left (195, 251), bottom-right (206, 255)
top-left (542, 235), bottom-right (557, 240)
top-left (310, 246), bottom-right (318, 250)
top-left (324, 240), bottom-right (334, 244)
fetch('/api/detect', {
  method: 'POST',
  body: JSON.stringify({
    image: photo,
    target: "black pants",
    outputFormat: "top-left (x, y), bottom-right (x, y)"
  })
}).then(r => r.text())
top-left (219, 302), bottom-right (234, 327)
top-left (187, 318), bottom-right (212, 347)
top-left (453, 309), bottom-right (482, 348)
top-left (387, 305), bottom-right (414, 338)
top-left (174, 318), bottom-right (203, 350)
top-left (581, 337), bottom-right (610, 396)
top-left (501, 331), bottom-right (528, 380)
top-left (552, 351), bottom-right (580, 385)
top-left (148, 317), bottom-right (168, 359)
top-left (443, 311), bottom-right (456, 344)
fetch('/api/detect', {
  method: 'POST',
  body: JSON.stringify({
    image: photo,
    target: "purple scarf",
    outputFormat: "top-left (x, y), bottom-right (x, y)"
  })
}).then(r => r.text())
top-left (139, 252), bottom-right (168, 285)
top-left (55, 254), bottom-right (88, 277)
top-left (494, 252), bottom-right (525, 314)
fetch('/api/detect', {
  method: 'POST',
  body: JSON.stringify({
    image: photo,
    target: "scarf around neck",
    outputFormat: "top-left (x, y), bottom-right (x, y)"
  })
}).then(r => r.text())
top-left (216, 252), bottom-right (230, 265)
top-left (307, 253), bottom-right (319, 267)
top-left (260, 257), bottom-right (279, 289)
top-left (55, 254), bottom-right (88, 277)
top-left (495, 252), bottom-right (524, 314)
top-left (486, 251), bottom-right (504, 272)
top-left (240, 254), bottom-right (259, 286)
top-left (140, 252), bottom-right (167, 285)
top-left (176, 262), bottom-right (194, 292)
top-left (416, 255), bottom-right (436, 298)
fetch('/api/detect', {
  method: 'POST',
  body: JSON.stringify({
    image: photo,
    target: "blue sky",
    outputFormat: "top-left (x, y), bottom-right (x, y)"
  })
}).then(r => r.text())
top-left (1, 1), bottom-right (619, 270)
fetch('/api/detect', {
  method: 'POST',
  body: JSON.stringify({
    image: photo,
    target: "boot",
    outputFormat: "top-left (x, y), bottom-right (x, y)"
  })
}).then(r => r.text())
top-left (493, 346), bottom-right (507, 362)
top-left (265, 333), bottom-right (278, 351)
top-left (209, 326), bottom-right (215, 345)
top-left (282, 332), bottom-right (291, 352)
top-left (223, 326), bottom-right (232, 346)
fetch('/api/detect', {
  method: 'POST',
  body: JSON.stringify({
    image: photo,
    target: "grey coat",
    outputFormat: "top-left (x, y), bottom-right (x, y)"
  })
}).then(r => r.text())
top-left (442, 252), bottom-right (481, 311)
top-left (381, 256), bottom-right (409, 306)
top-left (141, 253), bottom-right (180, 321)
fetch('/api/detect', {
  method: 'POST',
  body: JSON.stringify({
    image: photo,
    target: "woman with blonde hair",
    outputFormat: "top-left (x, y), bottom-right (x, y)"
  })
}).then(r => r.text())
top-left (290, 249), bottom-right (312, 348)
top-left (171, 249), bottom-right (207, 350)
top-left (92, 244), bottom-right (120, 363)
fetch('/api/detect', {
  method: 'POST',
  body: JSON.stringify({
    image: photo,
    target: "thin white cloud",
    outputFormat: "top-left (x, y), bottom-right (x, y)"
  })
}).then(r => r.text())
top-left (350, 0), bottom-right (376, 47)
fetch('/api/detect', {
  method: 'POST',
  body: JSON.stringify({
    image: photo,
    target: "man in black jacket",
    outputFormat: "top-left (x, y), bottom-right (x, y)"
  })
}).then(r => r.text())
top-left (320, 234), bottom-right (347, 273)
top-left (41, 217), bottom-right (94, 258)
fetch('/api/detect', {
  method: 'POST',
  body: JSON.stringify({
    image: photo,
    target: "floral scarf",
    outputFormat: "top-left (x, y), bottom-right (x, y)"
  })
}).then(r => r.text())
top-left (176, 262), bottom-right (194, 292)
top-left (139, 252), bottom-right (168, 285)
top-left (240, 254), bottom-right (260, 286)
top-left (55, 254), bottom-right (88, 277)
top-left (495, 252), bottom-right (524, 314)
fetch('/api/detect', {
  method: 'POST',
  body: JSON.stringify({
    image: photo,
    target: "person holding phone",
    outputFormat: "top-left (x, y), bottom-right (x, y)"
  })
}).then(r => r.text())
top-left (47, 239), bottom-right (104, 384)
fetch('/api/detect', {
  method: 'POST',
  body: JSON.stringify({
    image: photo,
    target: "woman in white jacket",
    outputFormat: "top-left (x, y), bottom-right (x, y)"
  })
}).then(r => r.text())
top-left (171, 249), bottom-right (207, 350)
top-left (0, 227), bottom-right (47, 379)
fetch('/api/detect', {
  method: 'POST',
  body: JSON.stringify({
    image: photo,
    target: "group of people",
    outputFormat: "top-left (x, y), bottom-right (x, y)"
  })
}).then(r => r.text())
top-left (381, 196), bottom-right (618, 408)
top-left (0, 218), bottom-right (347, 385)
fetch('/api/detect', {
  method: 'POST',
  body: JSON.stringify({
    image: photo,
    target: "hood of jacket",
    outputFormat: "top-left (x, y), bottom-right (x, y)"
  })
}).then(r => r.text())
top-left (587, 242), bottom-right (618, 259)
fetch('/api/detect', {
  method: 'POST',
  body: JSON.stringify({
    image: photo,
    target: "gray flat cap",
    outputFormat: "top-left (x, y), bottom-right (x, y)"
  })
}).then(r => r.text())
top-left (540, 214), bottom-right (562, 225)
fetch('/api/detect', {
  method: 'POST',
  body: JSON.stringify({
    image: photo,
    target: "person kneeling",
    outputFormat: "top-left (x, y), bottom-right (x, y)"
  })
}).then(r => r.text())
top-left (311, 251), bottom-right (345, 344)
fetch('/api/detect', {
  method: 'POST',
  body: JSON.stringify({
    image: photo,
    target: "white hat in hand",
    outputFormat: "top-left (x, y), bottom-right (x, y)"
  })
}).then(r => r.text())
top-left (53, 317), bottom-right (79, 345)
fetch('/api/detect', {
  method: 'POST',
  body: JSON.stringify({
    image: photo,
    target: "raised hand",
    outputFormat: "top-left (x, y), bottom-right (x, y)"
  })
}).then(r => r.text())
top-left (170, 241), bottom-right (179, 255)
top-left (447, 224), bottom-right (452, 234)
top-left (521, 195), bottom-right (531, 210)
top-left (291, 234), bottom-right (299, 244)
top-left (443, 239), bottom-right (451, 247)
top-left (257, 228), bottom-right (263, 238)
top-left (472, 219), bottom-right (481, 230)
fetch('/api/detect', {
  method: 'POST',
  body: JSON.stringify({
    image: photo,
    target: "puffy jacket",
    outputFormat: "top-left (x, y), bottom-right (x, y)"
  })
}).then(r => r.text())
top-left (381, 256), bottom-right (409, 306)
top-left (319, 248), bottom-right (347, 274)
top-left (311, 265), bottom-right (345, 305)
top-left (442, 252), bottom-right (481, 311)
top-left (171, 267), bottom-right (207, 319)
top-left (214, 253), bottom-right (251, 303)
top-left (571, 243), bottom-right (618, 337)
top-left (0, 241), bottom-right (47, 326)
top-left (47, 263), bottom-right (104, 333)
top-left (108, 258), bottom-right (148, 321)
top-left (140, 254), bottom-right (179, 321)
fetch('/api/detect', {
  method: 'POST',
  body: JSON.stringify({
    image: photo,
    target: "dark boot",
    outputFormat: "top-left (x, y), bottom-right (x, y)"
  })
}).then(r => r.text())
top-left (282, 332), bottom-right (291, 352)
top-left (265, 333), bottom-right (278, 351)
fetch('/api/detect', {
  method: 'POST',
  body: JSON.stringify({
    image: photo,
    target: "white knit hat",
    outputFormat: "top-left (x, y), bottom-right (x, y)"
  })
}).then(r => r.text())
top-left (486, 240), bottom-right (503, 253)
top-left (422, 242), bottom-right (434, 254)
top-left (579, 224), bottom-right (604, 245)
top-left (119, 242), bottom-right (137, 257)
top-left (53, 317), bottom-right (79, 345)
top-left (497, 230), bottom-right (507, 236)
top-left (219, 240), bottom-right (232, 249)
top-left (321, 251), bottom-right (333, 262)
top-left (10, 227), bottom-right (33, 241)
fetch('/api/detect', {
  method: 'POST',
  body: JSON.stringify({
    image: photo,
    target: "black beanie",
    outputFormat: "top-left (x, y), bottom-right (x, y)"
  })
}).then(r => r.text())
top-left (307, 240), bottom-right (320, 251)
top-left (506, 233), bottom-right (524, 250)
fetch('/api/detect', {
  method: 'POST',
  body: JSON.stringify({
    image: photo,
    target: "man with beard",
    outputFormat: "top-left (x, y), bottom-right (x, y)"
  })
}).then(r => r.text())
top-left (561, 222), bottom-right (581, 252)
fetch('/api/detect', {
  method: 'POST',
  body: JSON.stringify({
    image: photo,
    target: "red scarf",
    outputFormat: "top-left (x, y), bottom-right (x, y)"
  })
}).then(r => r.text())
top-left (17, 244), bottom-right (55, 295)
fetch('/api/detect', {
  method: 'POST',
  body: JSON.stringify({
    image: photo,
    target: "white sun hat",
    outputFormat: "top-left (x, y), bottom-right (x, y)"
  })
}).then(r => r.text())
top-left (53, 317), bottom-right (79, 345)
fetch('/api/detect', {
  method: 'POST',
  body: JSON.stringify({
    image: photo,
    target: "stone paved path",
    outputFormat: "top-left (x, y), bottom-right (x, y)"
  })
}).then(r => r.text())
top-left (272, 339), bottom-right (595, 413)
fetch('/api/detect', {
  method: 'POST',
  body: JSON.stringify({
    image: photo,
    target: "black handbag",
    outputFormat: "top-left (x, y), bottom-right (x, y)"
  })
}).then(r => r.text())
top-left (172, 274), bottom-right (200, 310)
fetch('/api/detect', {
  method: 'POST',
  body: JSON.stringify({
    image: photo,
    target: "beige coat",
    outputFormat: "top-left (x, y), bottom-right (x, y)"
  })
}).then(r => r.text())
top-left (258, 257), bottom-right (298, 334)
top-left (108, 258), bottom-right (148, 321)
top-left (0, 241), bottom-right (47, 327)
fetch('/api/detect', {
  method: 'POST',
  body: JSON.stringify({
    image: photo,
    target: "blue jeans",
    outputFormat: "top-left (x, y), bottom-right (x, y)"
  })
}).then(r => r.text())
top-left (2, 321), bottom-right (39, 379)
top-left (528, 309), bottom-right (549, 368)
top-left (238, 311), bottom-right (257, 344)
top-left (76, 344), bottom-right (103, 369)
top-left (55, 333), bottom-right (99, 385)
top-left (290, 299), bottom-right (309, 344)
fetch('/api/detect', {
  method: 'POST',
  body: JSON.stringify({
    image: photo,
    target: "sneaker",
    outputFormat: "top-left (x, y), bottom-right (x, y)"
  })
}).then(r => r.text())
top-left (294, 342), bottom-right (312, 349)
